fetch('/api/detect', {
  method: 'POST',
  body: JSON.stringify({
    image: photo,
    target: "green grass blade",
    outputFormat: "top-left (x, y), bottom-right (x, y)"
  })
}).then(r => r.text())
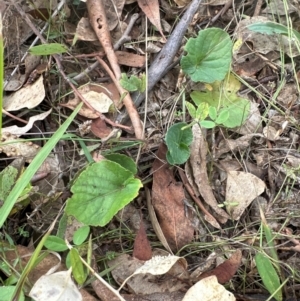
top-left (255, 253), bottom-right (282, 301)
top-left (0, 103), bottom-right (83, 228)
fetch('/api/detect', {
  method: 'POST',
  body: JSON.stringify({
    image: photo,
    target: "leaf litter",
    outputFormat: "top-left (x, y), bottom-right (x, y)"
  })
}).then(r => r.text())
top-left (2, 0), bottom-right (300, 300)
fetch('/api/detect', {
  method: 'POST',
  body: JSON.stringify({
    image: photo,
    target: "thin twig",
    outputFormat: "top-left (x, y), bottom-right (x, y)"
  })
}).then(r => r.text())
top-left (2, 109), bottom-right (28, 124)
top-left (210, 0), bottom-right (233, 23)
top-left (97, 57), bottom-right (143, 139)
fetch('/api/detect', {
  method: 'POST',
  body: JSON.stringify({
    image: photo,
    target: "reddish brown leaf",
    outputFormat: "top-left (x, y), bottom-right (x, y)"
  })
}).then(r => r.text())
top-left (137, 0), bottom-right (166, 41)
top-left (115, 51), bottom-right (145, 67)
top-left (151, 143), bottom-right (194, 251)
top-left (133, 215), bottom-right (152, 261)
top-left (198, 249), bottom-right (242, 284)
top-left (91, 118), bottom-right (112, 139)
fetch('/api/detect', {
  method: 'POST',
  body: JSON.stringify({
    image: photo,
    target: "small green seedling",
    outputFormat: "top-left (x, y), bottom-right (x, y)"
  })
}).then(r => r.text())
top-left (165, 28), bottom-right (250, 165)
top-left (188, 73), bottom-right (250, 129)
top-left (120, 73), bottom-right (146, 93)
top-left (44, 225), bottom-right (91, 285)
top-left (217, 200), bottom-right (239, 208)
top-left (165, 122), bottom-right (193, 165)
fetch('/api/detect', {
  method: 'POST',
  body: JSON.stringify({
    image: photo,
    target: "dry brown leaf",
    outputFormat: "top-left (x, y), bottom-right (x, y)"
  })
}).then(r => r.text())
top-left (189, 124), bottom-right (229, 223)
top-left (197, 249), bottom-right (242, 284)
top-left (91, 118), bottom-right (113, 139)
top-left (3, 7), bottom-right (38, 59)
top-left (133, 216), bottom-right (152, 261)
top-left (152, 143), bottom-right (194, 251)
top-left (75, 18), bottom-right (98, 41)
top-left (3, 75), bottom-right (45, 111)
top-left (182, 275), bottom-right (236, 301)
top-left (215, 134), bottom-right (264, 158)
top-left (115, 51), bottom-right (145, 67)
top-left (226, 171), bottom-right (266, 220)
top-left (24, 54), bottom-right (41, 78)
top-left (146, 187), bottom-right (173, 254)
top-left (137, 0), bottom-right (166, 41)
top-left (105, 0), bottom-right (125, 31)
top-left (2, 244), bottom-right (60, 283)
top-left (263, 125), bottom-right (281, 141)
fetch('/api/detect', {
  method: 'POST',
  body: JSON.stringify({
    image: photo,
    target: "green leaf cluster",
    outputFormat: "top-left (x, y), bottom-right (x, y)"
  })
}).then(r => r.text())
top-left (44, 225), bottom-right (91, 285)
top-left (181, 28), bottom-right (233, 83)
top-left (120, 73), bottom-right (146, 92)
top-left (188, 74), bottom-right (250, 128)
top-left (165, 122), bottom-right (193, 165)
top-left (65, 154), bottom-right (142, 226)
top-left (29, 43), bottom-right (68, 55)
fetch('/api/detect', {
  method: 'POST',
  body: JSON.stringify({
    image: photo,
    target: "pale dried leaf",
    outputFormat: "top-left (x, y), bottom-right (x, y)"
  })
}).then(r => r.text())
top-left (62, 89), bottom-right (113, 118)
top-left (25, 54), bottom-right (41, 77)
top-left (133, 255), bottom-right (185, 276)
top-left (137, 0), bottom-right (166, 41)
top-left (263, 126), bottom-right (279, 141)
top-left (2, 109), bottom-right (52, 136)
top-left (215, 134), bottom-right (264, 158)
top-left (4, 74), bottom-right (26, 91)
top-left (75, 18), bottom-right (97, 41)
top-left (29, 268), bottom-right (82, 301)
top-left (105, 0), bottom-right (125, 31)
top-left (83, 91), bottom-right (113, 113)
top-left (0, 133), bottom-right (40, 159)
top-left (226, 171), bottom-right (266, 220)
top-left (3, 75), bottom-right (45, 111)
top-left (182, 276), bottom-right (236, 301)
top-left (109, 250), bottom-right (189, 295)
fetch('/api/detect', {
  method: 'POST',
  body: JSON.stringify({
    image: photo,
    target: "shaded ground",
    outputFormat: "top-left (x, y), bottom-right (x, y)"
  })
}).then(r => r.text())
top-left (1, 0), bottom-right (300, 300)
